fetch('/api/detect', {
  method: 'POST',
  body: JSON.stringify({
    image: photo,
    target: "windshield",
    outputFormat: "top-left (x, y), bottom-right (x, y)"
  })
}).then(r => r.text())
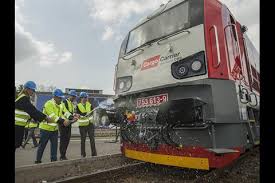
top-left (126, 1), bottom-right (190, 53)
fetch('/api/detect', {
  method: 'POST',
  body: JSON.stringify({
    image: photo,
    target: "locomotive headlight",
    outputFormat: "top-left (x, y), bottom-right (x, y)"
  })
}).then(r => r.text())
top-left (171, 51), bottom-right (206, 80)
top-left (126, 80), bottom-right (132, 88)
top-left (191, 60), bottom-right (202, 72)
top-left (116, 76), bottom-right (132, 93)
top-left (176, 64), bottom-right (189, 77)
top-left (119, 81), bottom-right (125, 90)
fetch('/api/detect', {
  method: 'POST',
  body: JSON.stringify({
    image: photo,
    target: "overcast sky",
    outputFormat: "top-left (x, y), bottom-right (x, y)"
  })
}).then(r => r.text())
top-left (15, 0), bottom-right (259, 95)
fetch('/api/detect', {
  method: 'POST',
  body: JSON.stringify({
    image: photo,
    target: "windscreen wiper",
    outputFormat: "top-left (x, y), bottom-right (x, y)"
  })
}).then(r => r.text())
top-left (138, 38), bottom-right (161, 48)
top-left (157, 29), bottom-right (191, 45)
top-left (123, 47), bottom-right (145, 60)
top-left (125, 38), bottom-right (160, 57)
top-left (122, 38), bottom-right (164, 60)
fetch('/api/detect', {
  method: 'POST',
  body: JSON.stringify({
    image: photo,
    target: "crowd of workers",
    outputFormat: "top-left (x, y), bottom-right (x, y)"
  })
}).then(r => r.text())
top-left (15, 81), bottom-right (97, 164)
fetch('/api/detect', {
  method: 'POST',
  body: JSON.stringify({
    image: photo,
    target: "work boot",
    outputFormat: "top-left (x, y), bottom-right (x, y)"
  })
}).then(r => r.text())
top-left (35, 160), bottom-right (42, 164)
top-left (60, 156), bottom-right (68, 161)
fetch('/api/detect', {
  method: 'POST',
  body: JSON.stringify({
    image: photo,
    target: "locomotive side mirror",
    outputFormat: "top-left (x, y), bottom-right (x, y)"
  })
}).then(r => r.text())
top-left (241, 25), bottom-right (248, 33)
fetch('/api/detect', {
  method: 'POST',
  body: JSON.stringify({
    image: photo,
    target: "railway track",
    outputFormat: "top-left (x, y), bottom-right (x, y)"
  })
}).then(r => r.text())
top-left (52, 146), bottom-right (259, 183)
top-left (193, 146), bottom-right (259, 183)
top-left (53, 162), bottom-right (147, 183)
top-left (15, 154), bottom-right (139, 183)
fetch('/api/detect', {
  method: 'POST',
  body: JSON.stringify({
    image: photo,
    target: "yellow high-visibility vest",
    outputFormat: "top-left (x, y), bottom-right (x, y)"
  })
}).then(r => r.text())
top-left (15, 94), bottom-right (31, 127)
top-left (62, 99), bottom-right (74, 119)
top-left (77, 102), bottom-right (93, 127)
top-left (39, 99), bottom-right (63, 131)
top-left (27, 121), bottom-right (38, 128)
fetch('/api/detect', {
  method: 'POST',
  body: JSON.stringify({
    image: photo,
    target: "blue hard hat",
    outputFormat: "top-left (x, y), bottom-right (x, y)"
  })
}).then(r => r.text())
top-left (53, 89), bottom-right (64, 98)
top-left (68, 90), bottom-right (77, 97)
top-left (79, 92), bottom-right (88, 98)
top-left (23, 81), bottom-right (37, 91)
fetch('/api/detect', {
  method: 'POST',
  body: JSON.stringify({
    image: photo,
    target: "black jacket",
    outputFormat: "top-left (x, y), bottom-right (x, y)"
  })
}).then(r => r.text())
top-left (62, 99), bottom-right (74, 120)
top-left (15, 95), bottom-right (46, 122)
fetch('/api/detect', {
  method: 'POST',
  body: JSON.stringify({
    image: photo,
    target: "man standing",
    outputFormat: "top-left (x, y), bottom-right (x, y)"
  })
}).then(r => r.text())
top-left (59, 90), bottom-right (79, 160)
top-left (76, 92), bottom-right (97, 158)
top-left (35, 89), bottom-right (71, 164)
top-left (15, 81), bottom-right (53, 151)
top-left (22, 119), bottom-right (38, 148)
top-left (23, 123), bottom-right (29, 144)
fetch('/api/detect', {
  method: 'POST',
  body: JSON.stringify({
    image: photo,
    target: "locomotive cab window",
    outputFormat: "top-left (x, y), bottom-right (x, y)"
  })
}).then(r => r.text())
top-left (119, 34), bottom-right (129, 58)
top-left (126, 1), bottom-right (189, 53)
top-left (125, 0), bottom-right (204, 54)
top-left (244, 35), bottom-right (260, 92)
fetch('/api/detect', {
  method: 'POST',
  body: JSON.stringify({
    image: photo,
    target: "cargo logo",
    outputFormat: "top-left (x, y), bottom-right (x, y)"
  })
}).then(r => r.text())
top-left (160, 52), bottom-right (181, 64)
top-left (141, 55), bottom-right (160, 71)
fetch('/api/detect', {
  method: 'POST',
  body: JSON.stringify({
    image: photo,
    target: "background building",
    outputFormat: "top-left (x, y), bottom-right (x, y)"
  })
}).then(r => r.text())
top-left (65, 88), bottom-right (103, 95)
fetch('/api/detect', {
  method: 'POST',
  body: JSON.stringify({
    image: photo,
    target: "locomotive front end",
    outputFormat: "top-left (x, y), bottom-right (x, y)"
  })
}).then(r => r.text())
top-left (110, 0), bottom-right (258, 170)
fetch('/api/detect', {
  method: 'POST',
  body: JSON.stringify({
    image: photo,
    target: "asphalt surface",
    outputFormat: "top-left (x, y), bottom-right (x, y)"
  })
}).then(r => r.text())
top-left (15, 137), bottom-right (121, 167)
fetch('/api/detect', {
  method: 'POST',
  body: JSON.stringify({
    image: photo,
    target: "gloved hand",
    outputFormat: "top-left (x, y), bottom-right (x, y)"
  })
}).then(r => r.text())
top-left (63, 119), bottom-right (70, 127)
top-left (46, 116), bottom-right (55, 123)
top-left (73, 113), bottom-right (80, 119)
top-left (72, 116), bottom-right (79, 122)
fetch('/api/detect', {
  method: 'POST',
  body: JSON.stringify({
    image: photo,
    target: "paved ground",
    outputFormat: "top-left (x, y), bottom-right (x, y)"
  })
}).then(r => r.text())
top-left (15, 137), bottom-right (121, 167)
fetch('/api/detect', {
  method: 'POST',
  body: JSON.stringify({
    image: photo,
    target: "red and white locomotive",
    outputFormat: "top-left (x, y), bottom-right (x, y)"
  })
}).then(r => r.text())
top-left (111, 0), bottom-right (260, 170)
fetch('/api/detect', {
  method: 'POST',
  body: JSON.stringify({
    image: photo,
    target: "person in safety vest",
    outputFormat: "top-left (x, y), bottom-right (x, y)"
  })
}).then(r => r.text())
top-left (35, 89), bottom-right (72, 164)
top-left (76, 92), bottom-right (97, 158)
top-left (15, 81), bottom-right (54, 151)
top-left (59, 90), bottom-right (79, 160)
top-left (22, 119), bottom-right (39, 148)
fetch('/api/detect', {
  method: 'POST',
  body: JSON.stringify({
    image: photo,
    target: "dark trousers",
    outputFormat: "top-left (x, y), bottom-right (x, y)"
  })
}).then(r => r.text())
top-left (79, 124), bottom-right (97, 157)
top-left (24, 128), bottom-right (29, 141)
top-left (36, 129), bottom-right (58, 162)
top-left (59, 125), bottom-right (71, 158)
top-left (15, 125), bottom-right (25, 151)
top-left (22, 128), bottom-right (38, 147)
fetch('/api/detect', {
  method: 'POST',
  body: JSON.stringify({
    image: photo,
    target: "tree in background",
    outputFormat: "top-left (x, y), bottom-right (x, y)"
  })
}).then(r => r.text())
top-left (15, 84), bottom-right (24, 98)
top-left (17, 84), bottom-right (24, 92)
top-left (37, 84), bottom-right (45, 92)
top-left (47, 85), bottom-right (57, 92)
top-left (37, 84), bottom-right (57, 92)
top-left (16, 83), bottom-right (57, 93)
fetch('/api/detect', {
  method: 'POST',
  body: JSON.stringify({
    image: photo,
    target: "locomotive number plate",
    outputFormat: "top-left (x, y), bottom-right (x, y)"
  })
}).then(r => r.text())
top-left (136, 93), bottom-right (168, 108)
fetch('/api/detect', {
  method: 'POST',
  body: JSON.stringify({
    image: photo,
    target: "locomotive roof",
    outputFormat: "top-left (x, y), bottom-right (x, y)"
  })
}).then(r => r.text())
top-left (131, 0), bottom-right (224, 30)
